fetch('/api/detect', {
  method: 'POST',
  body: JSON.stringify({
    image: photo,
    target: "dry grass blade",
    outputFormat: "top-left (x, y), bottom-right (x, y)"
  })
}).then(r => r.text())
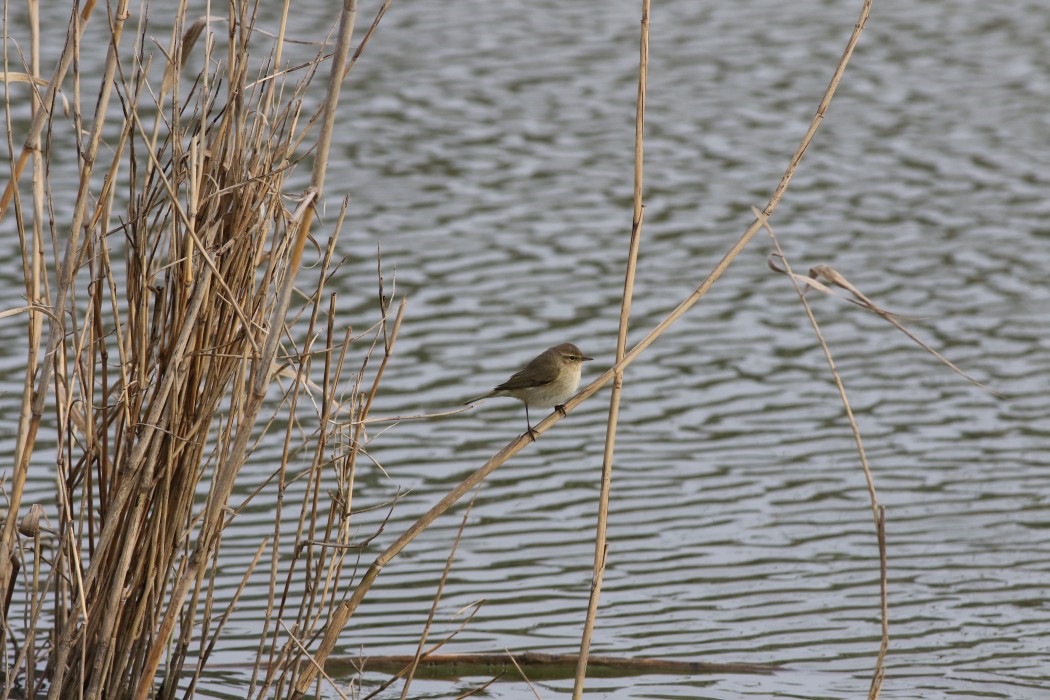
top-left (0, 71), bottom-right (49, 87)
top-left (767, 256), bottom-right (1004, 397)
top-left (0, 304), bottom-right (56, 321)
top-left (158, 15), bottom-right (222, 97)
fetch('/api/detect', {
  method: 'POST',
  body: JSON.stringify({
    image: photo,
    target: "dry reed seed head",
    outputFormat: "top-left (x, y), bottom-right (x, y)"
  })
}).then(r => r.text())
top-left (18, 504), bottom-right (45, 538)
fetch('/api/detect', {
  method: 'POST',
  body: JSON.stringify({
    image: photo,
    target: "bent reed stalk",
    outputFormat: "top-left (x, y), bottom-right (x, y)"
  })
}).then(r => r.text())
top-left (1, 1), bottom-right (389, 697)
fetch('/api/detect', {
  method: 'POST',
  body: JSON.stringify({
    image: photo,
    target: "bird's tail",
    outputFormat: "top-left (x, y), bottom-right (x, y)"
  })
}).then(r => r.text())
top-left (464, 390), bottom-right (497, 406)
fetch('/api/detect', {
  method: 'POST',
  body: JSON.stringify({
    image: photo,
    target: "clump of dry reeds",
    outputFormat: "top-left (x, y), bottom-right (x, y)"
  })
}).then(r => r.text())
top-left (1, 1), bottom-right (392, 697)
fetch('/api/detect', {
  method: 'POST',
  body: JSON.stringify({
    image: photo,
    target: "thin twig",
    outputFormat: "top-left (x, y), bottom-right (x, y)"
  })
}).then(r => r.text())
top-left (454, 672), bottom-right (505, 700)
top-left (869, 505), bottom-right (888, 700)
top-left (506, 650), bottom-right (543, 700)
top-left (400, 492), bottom-right (478, 699)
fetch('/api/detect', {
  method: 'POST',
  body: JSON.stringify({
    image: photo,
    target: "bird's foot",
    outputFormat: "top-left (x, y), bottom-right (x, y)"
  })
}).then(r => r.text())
top-left (526, 427), bottom-right (539, 442)
top-left (554, 404), bottom-right (568, 417)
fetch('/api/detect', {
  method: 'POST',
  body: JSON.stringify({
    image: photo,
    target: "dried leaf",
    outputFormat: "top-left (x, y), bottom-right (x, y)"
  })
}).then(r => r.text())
top-left (18, 504), bottom-right (45, 538)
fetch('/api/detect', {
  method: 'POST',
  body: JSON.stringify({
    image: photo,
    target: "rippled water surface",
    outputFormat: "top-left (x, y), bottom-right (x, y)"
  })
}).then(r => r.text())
top-left (3, 0), bottom-right (1049, 698)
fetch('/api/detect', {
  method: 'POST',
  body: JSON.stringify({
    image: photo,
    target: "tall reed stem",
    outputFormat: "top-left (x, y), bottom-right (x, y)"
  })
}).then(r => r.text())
top-left (572, 1), bottom-right (650, 696)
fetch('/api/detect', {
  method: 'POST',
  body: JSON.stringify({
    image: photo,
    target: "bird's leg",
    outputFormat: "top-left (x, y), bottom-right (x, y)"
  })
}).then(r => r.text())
top-left (554, 403), bottom-right (568, 417)
top-left (524, 405), bottom-right (538, 441)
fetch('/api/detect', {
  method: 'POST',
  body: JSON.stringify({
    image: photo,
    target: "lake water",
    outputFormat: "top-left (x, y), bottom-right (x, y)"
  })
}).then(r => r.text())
top-left (2, 0), bottom-right (1048, 698)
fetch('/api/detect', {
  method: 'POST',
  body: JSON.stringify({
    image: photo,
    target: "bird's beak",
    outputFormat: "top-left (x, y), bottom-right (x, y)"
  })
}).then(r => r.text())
top-left (582, 355), bottom-right (594, 362)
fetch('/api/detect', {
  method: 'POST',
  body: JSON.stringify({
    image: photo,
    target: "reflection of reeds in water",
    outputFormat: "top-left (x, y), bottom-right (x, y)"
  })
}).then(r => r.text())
top-left (1, 2), bottom-right (381, 697)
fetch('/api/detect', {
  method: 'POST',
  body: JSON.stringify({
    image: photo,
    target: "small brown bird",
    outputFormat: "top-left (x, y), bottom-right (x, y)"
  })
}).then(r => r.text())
top-left (466, 343), bottom-right (593, 437)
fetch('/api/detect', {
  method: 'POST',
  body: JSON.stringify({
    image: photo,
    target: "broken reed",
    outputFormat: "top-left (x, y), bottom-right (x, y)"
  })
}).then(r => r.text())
top-left (2, 2), bottom-right (379, 697)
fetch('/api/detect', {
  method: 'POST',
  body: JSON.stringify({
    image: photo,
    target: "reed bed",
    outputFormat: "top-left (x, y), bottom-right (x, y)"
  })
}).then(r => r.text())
top-left (1, 0), bottom-right (903, 698)
top-left (1, 1), bottom-right (394, 697)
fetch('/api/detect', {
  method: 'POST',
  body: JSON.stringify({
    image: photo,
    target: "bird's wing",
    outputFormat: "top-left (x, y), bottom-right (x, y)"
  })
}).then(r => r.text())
top-left (493, 354), bottom-right (558, 391)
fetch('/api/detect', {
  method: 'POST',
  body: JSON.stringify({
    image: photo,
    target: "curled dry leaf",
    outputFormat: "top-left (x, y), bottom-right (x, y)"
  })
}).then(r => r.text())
top-left (0, 71), bottom-right (50, 87)
top-left (807, 263), bottom-right (916, 318)
top-left (0, 304), bottom-right (59, 321)
top-left (768, 255), bottom-right (840, 297)
top-left (18, 504), bottom-right (46, 538)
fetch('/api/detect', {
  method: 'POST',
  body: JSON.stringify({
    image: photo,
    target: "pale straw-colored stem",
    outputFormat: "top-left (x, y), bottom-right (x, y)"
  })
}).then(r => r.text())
top-left (7, 0), bottom-right (130, 657)
top-left (572, 1), bottom-right (650, 696)
top-left (0, 2), bottom-right (98, 222)
top-left (760, 211), bottom-right (888, 697)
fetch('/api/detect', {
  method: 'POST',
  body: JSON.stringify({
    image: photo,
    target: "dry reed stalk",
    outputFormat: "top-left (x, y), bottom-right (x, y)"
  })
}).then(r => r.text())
top-left (572, 1), bottom-right (650, 696)
top-left (760, 211), bottom-right (889, 696)
top-left (129, 3), bottom-right (360, 696)
top-left (871, 505), bottom-right (888, 699)
top-left (2, 3), bottom-right (50, 685)
top-left (0, 0), bottom-right (104, 616)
